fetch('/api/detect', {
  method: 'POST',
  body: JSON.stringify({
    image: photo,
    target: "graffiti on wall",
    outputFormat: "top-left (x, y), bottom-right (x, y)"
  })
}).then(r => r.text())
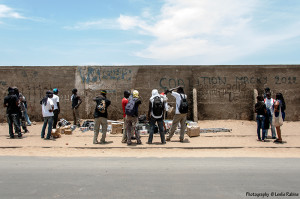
top-left (78, 67), bottom-right (132, 84)
top-left (159, 76), bottom-right (298, 103)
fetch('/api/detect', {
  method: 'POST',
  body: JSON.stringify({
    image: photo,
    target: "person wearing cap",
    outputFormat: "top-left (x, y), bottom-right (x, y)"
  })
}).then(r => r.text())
top-left (125, 90), bottom-right (142, 145)
top-left (121, 90), bottom-right (130, 143)
top-left (4, 87), bottom-right (21, 138)
top-left (52, 88), bottom-right (60, 129)
top-left (93, 90), bottom-right (111, 144)
top-left (71, 88), bottom-right (82, 127)
top-left (40, 91), bottom-right (54, 139)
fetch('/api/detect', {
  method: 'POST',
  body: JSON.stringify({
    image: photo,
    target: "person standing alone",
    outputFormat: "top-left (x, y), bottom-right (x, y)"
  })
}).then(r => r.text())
top-left (71, 88), bottom-right (82, 127)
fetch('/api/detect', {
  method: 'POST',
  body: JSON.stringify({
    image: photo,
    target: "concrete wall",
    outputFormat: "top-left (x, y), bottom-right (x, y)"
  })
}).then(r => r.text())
top-left (1, 65), bottom-right (299, 122)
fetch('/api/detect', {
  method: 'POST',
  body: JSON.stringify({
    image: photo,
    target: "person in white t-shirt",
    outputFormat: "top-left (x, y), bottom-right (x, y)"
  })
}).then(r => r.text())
top-left (40, 91), bottom-right (54, 139)
top-left (264, 92), bottom-right (276, 139)
top-left (165, 86), bottom-right (188, 142)
top-left (52, 88), bottom-right (60, 129)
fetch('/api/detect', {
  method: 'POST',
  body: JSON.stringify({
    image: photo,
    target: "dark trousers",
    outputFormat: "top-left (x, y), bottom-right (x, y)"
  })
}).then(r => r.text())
top-left (53, 109), bottom-right (59, 129)
top-left (256, 115), bottom-right (266, 140)
top-left (148, 116), bottom-right (165, 143)
top-left (7, 114), bottom-right (21, 137)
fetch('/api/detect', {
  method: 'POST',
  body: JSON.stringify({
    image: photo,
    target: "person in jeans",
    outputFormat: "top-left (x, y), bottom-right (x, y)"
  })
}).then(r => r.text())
top-left (125, 90), bottom-right (142, 145)
top-left (4, 87), bottom-right (21, 138)
top-left (264, 92), bottom-right (276, 139)
top-left (20, 93), bottom-right (31, 126)
top-left (121, 90), bottom-right (130, 143)
top-left (255, 95), bottom-right (267, 141)
top-left (52, 88), bottom-right (60, 129)
top-left (71, 88), bottom-right (82, 127)
top-left (93, 90), bottom-right (111, 144)
top-left (166, 87), bottom-right (188, 142)
top-left (40, 91), bottom-right (54, 140)
top-left (147, 89), bottom-right (166, 144)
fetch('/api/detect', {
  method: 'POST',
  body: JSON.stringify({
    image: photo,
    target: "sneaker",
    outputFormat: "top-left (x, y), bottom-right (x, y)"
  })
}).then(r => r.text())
top-left (93, 140), bottom-right (98, 144)
top-left (146, 142), bottom-right (152, 144)
top-left (127, 142), bottom-right (132, 146)
top-left (179, 139), bottom-right (184, 142)
top-left (161, 141), bottom-right (166, 144)
top-left (272, 137), bottom-right (277, 139)
top-left (10, 135), bottom-right (14, 139)
top-left (100, 140), bottom-right (107, 144)
top-left (166, 137), bottom-right (171, 141)
top-left (18, 133), bottom-right (22, 138)
top-left (137, 141), bottom-right (142, 145)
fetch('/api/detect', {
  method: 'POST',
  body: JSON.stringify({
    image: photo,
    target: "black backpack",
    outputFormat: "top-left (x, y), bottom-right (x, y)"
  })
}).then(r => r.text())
top-left (179, 94), bottom-right (188, 114)
top-left (152, 96), bottom-right (164, 117)
top-left (125, 97), bottom-right (137, 116)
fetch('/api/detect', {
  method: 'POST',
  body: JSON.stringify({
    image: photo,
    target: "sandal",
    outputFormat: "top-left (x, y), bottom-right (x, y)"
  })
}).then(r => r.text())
top-left (274, 139), bottom-right (282, 143)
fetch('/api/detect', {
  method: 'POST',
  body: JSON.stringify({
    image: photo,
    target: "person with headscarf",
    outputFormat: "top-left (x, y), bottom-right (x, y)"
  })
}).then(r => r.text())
top-left (52, 88), bottom-right (60, 129)
top-left (125, 90), bottom-right (142, 145)
top-left (4, 87), bottom-right (21, 138)
top-left (93, 90), bottom-right (111, 144)
top-left (147, 89), bottom-right (166, 144)
top-left (273, 93), bottom-right (286, 143)
top-left (40, 91), bottom-right (54, 139)
top-left (165, 86), bottom-right (188, 142)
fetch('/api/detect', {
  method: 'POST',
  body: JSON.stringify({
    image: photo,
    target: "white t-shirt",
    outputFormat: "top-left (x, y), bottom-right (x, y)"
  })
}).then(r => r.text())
top-left (264, 98), bottom-right (274, 110)
top-left (171, 91), bottom-right (187, 114)
top-left (52, 94), bottom-right (60, 110)
top-left (42, 98), bottom-right (54, 117)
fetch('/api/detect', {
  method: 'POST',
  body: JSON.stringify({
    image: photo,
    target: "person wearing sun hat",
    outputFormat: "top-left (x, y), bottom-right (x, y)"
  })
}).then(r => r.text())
top-left (125, 90), bottom-right (142, 145)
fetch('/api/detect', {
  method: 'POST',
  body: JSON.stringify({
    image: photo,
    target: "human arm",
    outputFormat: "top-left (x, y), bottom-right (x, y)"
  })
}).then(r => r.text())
top-left (57, 102), bottom-right (60, 114)
top-left (147, 100), bottom-right (152, 119)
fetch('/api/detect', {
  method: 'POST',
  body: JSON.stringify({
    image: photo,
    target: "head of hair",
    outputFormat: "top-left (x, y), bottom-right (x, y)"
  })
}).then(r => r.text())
top-left (264, 87), bottom-right (270, 92)
top-left (266, 92), bottom-right (271, 99)
top-left (124, 90), bottom-right (130, 98)
top-left (177, 87), bottom-right (184, 94)
top-left (275, 93), bottom-right (286, 112)
top-left (257, 95), bottom-right (264, 101)
top-left (8, 87), bottom-right (14, 94)
top-left (72, 88), bottom-right (77, 94)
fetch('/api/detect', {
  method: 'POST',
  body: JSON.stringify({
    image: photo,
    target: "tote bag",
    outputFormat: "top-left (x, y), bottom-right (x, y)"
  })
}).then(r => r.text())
top-left (272, 106), bottom-right (283, 127)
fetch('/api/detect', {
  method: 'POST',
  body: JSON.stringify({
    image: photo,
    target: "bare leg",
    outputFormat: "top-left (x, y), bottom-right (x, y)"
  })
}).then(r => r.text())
top-left (275, 126), bottom-right (282, 141)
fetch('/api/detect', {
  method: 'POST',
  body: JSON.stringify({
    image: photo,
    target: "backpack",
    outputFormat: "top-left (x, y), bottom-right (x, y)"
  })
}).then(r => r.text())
top-left (97, 99), bottom-right (106, 114)
top-left (179, 94), bottom-right (188, 114)
top-left (125, 97), bottom-right (137, 116)
top-left (152, 96), bottom-right (163, 117)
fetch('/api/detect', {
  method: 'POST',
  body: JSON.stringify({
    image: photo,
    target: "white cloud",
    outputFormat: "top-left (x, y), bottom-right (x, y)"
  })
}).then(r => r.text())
top-left (0, 4), bottom-right (25, 19)
top-left (64, 19), bottom-right (119, 30)
top-left (117, 0), bottom-right (300, 63)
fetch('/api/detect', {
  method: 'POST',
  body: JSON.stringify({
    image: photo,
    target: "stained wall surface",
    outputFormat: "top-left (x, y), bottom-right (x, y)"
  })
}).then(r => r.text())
top-left (1, 65), bottom-right (299, 122)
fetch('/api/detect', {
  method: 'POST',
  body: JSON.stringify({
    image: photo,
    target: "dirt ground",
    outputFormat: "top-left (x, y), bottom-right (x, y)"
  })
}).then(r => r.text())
top-left (0, 120), bottom-right (299, 158)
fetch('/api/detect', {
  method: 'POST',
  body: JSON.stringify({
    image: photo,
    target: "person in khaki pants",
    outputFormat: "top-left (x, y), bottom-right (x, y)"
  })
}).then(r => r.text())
top-left (165, 87), bottom-right (188, 142)
top-left (93, 90), bottom-right (111, 144)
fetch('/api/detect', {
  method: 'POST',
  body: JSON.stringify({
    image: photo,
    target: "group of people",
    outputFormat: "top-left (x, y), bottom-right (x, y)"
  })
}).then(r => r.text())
top-left (4, 87), bottom-right (31, 138)
top-left (255, 88), bottom-right (286, 143)
top-left (4, 85), bottom-right (287, 145)
top-left (92, 86), bottom-right (188, 145)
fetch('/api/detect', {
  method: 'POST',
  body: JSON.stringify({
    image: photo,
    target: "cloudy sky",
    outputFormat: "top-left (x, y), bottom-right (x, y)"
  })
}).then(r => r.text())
top-left (0, 0), bottom-right (299, 65)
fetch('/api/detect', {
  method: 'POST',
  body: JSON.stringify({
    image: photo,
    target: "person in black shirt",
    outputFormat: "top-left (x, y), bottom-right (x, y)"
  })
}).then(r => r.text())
top-left (255, 95), bottom-right (267, 141)
top-left (3, 87), bottom-right (22, 138)
top-left (93, 90), bottom-right (111, 144)
top-left (71, 88), bottom-right (82, 127)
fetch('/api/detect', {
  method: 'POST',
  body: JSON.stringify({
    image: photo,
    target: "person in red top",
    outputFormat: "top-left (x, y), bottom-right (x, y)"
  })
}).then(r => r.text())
top-left (121, 90), bottom-right (130, 143)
